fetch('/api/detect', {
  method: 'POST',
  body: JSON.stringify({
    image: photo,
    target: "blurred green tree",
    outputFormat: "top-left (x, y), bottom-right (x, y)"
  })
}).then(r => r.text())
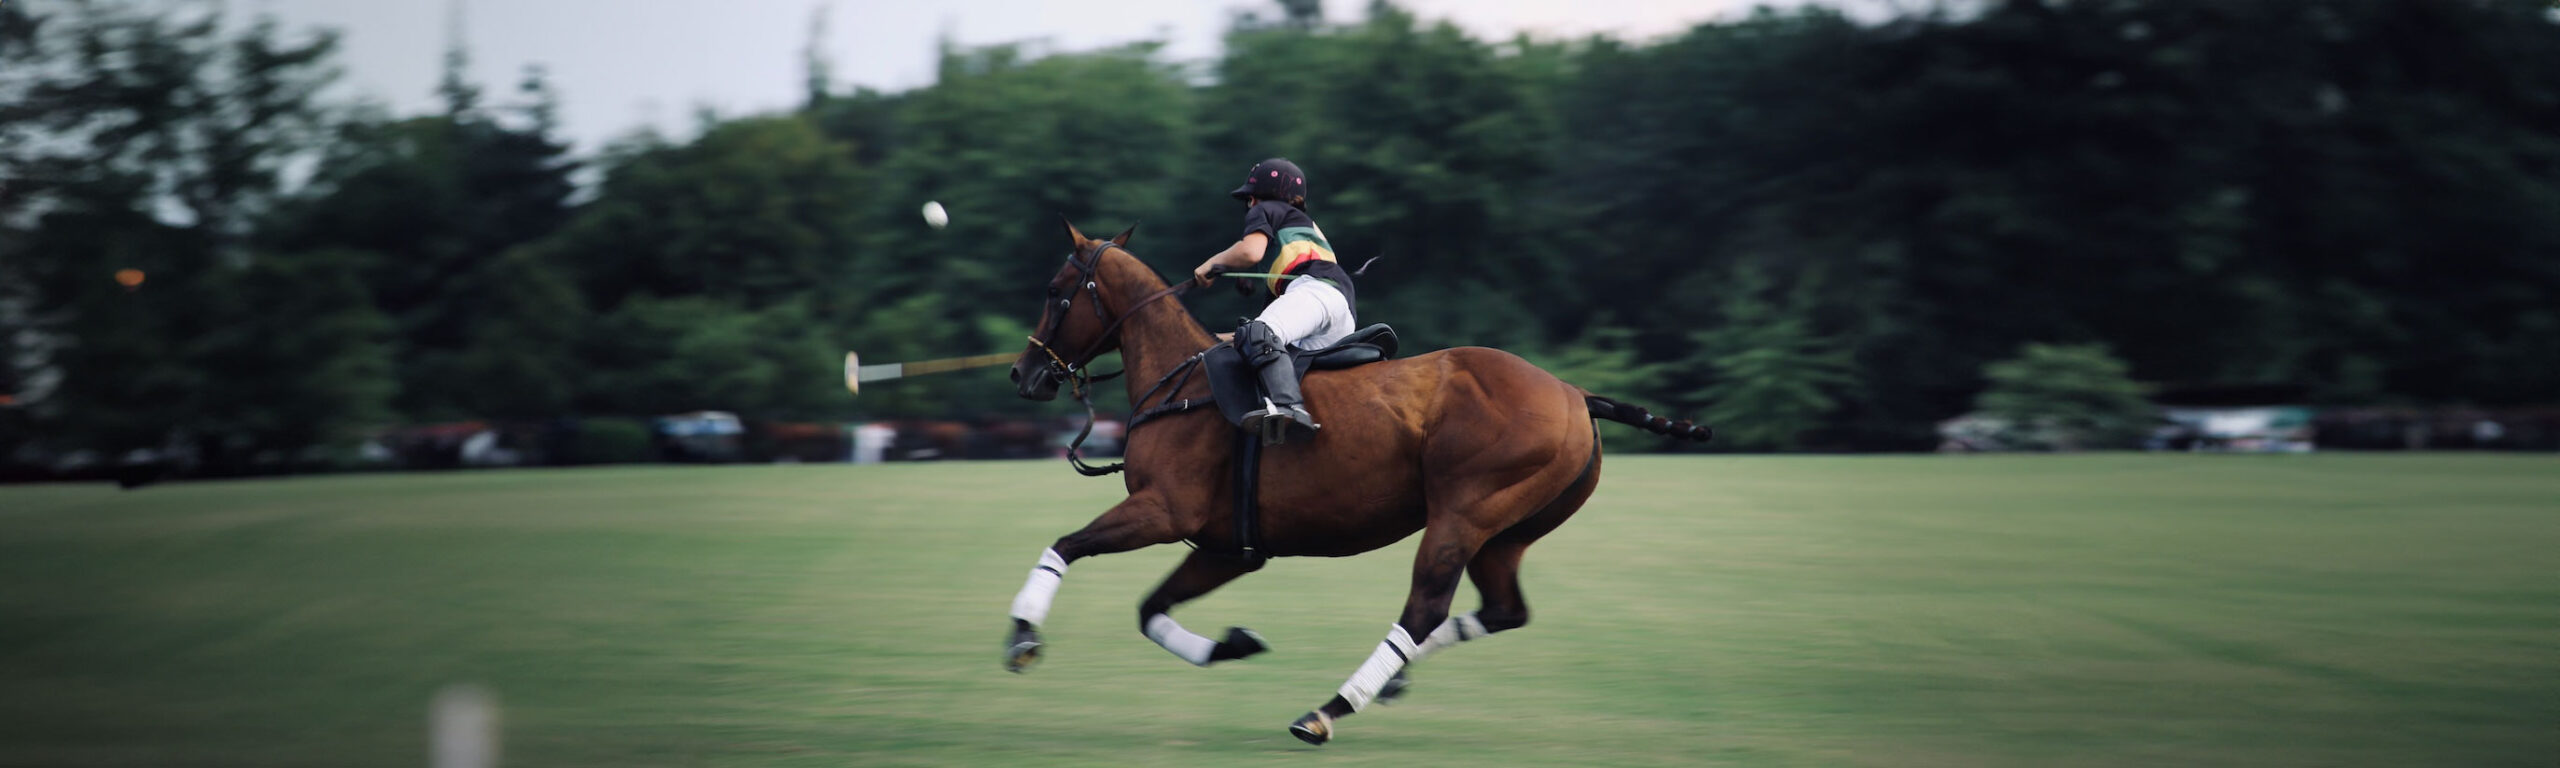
top-left (543, 116), bottom-right (865, 311)
top-left (871, 42), bottom-right (1199, 298)
top-left (1510, 323), bottom-right (1658, 400)
top-left (272, 48), bottom-right (580, 422)
top-left (1688, 267), bottom-right (1858, 451)
top-left (574, 297), bottom-right (839, 419)
top-left (444, 249), bottom-right (586, 421)
top-left (186, 248), bottom-right (396, 468)
top-left (527, 114), bottom-right (881, 421)
top-left (1974, 343), bottom-right (2154, 452)
top-left (0, 1), bottom-right (382, 469)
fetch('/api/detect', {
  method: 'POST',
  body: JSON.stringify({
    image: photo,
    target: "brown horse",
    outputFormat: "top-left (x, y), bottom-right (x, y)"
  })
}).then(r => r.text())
top-left (1001, 220), bottom-right (1710, 745)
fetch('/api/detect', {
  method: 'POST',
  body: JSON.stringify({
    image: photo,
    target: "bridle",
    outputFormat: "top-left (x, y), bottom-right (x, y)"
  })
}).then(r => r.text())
top-left (1024, 240), bottom-right (1115, 390)
top-left (1025, 238), bottom-right (1193, 389)
top-left (1024, 238), bottom-right (1201, 476)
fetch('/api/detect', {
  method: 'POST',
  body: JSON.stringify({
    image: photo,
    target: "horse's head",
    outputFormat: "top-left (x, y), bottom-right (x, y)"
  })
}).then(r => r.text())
top-left (1012, 217), bottom-right (1135, 401)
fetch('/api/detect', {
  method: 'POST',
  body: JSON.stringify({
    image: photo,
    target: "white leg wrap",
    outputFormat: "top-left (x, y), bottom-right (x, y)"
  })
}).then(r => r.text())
top-left (1413, 612), bottom-right (1490, 659)
top-left (1008, 549), bottom-right (1069, 626)
top-left (1143, 613), bottom-right (1218, 666)
top-left (1336, 624), bottom-right (1418, 712)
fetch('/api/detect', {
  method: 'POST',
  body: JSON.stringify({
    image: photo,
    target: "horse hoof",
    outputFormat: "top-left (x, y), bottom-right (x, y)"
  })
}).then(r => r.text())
top-left (1376, 669), bottom-right (1412, 704)
top-left (1005, 639), bottom-right (1043, 673)
top-left (1005, 622), bottom-right (1044, 673)
top-left (1208, 626), bottom-right (1268, 663)
top-left (1287, 711), bottom-right (1333, 745)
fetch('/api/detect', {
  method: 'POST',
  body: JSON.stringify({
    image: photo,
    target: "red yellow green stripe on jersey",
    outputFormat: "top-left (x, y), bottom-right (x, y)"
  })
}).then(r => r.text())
top-left (1265, 225), bottom-right (1338, 295)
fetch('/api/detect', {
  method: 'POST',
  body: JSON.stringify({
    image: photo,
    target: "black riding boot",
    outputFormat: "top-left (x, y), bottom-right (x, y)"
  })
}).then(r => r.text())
top-left (1236, 321), bottom-right (1319, 445)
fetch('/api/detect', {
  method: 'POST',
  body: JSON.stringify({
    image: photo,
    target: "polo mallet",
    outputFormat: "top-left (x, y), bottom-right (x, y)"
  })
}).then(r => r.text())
top-left (1211, 271), bottom-right (1289, 294)
top-left (844, 351), bottom-right (1017, 395)
top-left (848, 257), bottom-right (1383, 393)
top-left (1208, 255), bottom-right (1380, 294)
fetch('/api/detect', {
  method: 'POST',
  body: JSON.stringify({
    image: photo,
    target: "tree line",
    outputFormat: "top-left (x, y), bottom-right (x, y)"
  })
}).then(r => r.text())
top-left (4, 0), bottom-right (2556, 471)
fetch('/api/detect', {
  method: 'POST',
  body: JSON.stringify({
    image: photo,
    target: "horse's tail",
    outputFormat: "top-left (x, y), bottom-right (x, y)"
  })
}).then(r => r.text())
top-left (1582, 392), bottom-right (1715, 443)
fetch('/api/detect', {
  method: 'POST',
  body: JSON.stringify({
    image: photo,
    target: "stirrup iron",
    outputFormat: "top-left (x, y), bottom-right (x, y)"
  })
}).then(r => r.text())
top-left (1244, 398), bottom-right (1318, 446)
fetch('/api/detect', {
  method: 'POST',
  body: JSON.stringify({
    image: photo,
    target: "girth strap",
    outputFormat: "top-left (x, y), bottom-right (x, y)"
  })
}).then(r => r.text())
top-left (1231, 428), bottom-right (1267, 563)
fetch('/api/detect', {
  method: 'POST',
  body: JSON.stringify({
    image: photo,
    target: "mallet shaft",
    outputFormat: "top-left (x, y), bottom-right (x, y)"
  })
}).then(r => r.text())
top-left (845, 351), bottom-right (1018, 395)
top-left (892, 352), bottom-right (1019, 379)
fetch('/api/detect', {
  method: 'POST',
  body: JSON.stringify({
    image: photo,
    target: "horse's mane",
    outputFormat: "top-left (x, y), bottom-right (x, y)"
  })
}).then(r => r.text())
top-left (1106, 247), bottom-right (1219, 344)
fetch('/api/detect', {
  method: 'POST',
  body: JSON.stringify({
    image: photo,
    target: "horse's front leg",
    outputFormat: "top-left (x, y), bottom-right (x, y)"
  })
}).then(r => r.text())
top-left (1136, 548), bottom-right (1271, 666)
top-left (1005, 495), bottom-right (1183, 673)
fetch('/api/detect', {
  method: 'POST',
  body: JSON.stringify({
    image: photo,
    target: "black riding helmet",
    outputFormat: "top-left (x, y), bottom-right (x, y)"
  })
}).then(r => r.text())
top-left (1229, 158), bottom-right (1308, 207)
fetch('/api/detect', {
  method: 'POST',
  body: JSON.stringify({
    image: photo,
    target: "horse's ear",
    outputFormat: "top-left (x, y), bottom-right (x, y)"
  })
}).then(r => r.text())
top-left (1110, 223), bottom-right (1136, 247)
top-left (1058, 214), bottom-right (1087, 245)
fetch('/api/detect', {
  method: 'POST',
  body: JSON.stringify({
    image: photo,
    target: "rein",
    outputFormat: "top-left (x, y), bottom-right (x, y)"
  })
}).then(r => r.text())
top-left (1030, 241), bottom-right (1215, 476)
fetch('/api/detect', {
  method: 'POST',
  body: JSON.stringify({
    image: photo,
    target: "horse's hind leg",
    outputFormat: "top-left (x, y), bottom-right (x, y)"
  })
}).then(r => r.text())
top-left (1289, 438), bottom-right (1602, 743)
top-left (1439, 446), bottom-right (1599, 643)
top-left (1135, 549), bottom-right (1271, 666)
top-left (1286, 517), bottom-right (1510, 745)
top-left (1382, 453), bottom-right (1600, 701)
top-left (1004, 496), bottom-right (1180, 673)
top-left (1371, 540), bottom-right (1530, 703)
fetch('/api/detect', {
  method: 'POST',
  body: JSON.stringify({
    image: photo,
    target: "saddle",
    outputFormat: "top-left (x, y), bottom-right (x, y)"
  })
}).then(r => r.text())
top-left (1202, 323), bottom-right (1400, 428)
top-left (1196, 323), bottom-right (1397, 563)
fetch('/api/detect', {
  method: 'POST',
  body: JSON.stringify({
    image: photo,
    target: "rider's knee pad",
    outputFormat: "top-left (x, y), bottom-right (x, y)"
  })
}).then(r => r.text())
top-left (1236, 320), bottom-right (1287, 366)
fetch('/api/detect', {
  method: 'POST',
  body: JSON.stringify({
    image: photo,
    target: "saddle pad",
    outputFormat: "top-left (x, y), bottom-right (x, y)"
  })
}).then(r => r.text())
top-left (1203, 344), bottom-right (1313, 428)
top-left (1195, 346), bottom-right (1367, 426)
top-left (1200, 328), bottom-right (1397, 429)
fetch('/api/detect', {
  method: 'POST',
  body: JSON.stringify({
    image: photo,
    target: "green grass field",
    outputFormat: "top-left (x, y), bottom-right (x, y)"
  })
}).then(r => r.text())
top-left (1, 455), bottom-right (2555, 767)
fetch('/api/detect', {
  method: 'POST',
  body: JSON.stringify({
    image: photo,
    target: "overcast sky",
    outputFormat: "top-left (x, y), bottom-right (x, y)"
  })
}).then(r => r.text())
top-left (245, 0), bottom-right (1802, 151)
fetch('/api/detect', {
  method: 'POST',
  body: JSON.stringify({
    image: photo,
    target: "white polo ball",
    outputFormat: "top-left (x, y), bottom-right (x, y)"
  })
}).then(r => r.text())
top-left (922, 201), bottom-right (949, 229)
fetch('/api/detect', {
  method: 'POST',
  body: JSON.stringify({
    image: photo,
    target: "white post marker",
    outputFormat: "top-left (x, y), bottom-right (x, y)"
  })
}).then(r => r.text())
top-left (431, 684), bottom-right (499, 768)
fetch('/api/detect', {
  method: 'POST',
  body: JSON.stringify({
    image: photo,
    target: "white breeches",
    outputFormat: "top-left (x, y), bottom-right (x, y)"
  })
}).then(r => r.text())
top-left (1257, 276), bottom-right (1355, 350)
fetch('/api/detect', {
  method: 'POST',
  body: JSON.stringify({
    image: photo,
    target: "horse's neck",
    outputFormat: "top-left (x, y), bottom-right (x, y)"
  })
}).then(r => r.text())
top-left (1100, 251), bottom-right (1214, 401)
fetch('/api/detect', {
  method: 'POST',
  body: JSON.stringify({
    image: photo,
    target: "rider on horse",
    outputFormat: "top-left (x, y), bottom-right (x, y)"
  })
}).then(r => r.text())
top-left (1006, 211), bottom-right (1714, 746)
top-left (1190, 158), bottom-right (1357, 444)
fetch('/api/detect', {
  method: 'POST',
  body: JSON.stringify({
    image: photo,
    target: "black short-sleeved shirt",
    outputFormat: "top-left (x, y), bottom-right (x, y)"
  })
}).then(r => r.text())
top-left (1241, 200), bottom-right (1356, 315)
